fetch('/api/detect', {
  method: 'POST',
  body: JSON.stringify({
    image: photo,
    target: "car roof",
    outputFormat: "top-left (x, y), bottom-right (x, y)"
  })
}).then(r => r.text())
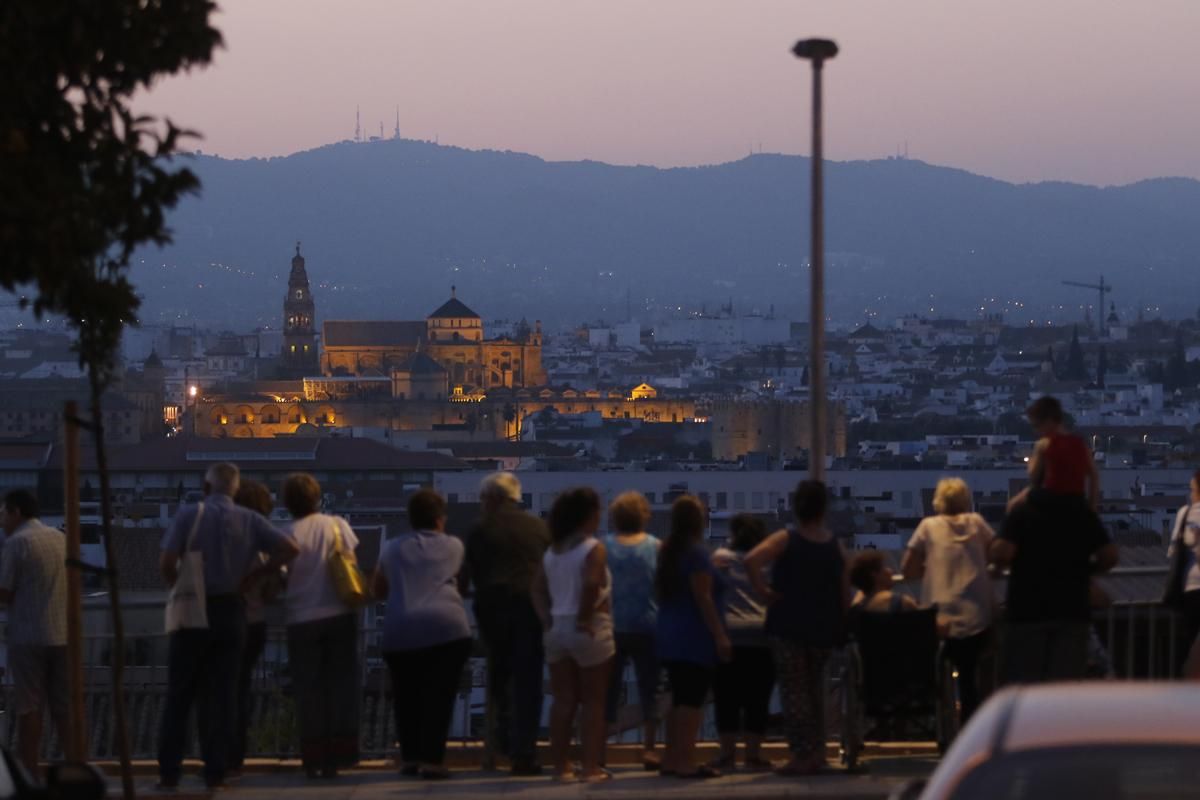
top-left (1003, 683), bottom-right (1200, 751)
top-left (924, 683), bottom-right (1200, 799)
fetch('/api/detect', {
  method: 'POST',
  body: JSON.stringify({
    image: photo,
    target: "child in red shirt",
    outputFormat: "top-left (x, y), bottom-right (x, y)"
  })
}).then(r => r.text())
top-left (1018, 395), bottom-right (1099, 510)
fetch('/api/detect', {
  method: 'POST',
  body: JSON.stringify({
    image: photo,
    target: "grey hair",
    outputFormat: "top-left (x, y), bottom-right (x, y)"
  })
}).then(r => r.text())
top-left (480, 472), bottom-right (522, 504)
top-left (205, 462), bottom-right (241, 497)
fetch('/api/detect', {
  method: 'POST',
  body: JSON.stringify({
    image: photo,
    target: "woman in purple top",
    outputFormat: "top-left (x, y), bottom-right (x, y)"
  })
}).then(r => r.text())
top-left (373, 489), bottom-right (472, 780)
top-left (655, 495), bottom-right (731, 779)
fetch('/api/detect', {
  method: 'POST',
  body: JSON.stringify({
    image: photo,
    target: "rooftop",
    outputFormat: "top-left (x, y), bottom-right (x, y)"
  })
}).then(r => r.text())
top-left (429, 294), bottom-right (480, 320)
top-left (323, 320), bottom-right (425, 348)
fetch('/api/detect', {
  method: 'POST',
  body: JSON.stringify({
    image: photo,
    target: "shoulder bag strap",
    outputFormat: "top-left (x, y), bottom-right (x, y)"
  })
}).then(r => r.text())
top-left (184, 502), bottom-right (205, 551)
top-left (331, 517), bottom-right (344, 556)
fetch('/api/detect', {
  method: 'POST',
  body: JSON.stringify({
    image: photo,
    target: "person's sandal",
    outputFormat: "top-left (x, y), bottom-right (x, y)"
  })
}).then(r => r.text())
top-left (420, 765), bottom-right (451, 780)
top-left (642, 752), bottom-right (662, 771)
top-left (677, 765), bottom-right (722, 779)
top-left (744, 756), bottom-right (774, 772)
top-left (583, 768), bottom-right (613, 784)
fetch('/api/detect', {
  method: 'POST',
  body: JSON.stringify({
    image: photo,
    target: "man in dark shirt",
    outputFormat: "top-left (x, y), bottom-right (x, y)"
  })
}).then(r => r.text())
top-left (991, 492), bottom-right (1118, 684)
top-left (463, 472), bottom-right (550, 775)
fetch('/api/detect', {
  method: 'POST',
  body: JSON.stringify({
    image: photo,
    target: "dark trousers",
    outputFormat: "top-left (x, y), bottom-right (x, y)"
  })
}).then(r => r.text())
top-left (1002, 620), bottom-right (1089, 685)
top-left (287, 613), bottom-right (360, 771)
top-left (158, 595), bottom-right (246, 786)
top-left (942, 628), bottom-right (992, 723)
top-left (385, 638), bottom-right (473, 766)
top-left (475, 589), bottom-right (545, 762)
top-left (604, 632), bottom-right (660, 725)
top-left (770, 639), bottom-right (830, 760)
top-left (232, 621), bottom-right (268, 769)
top-left (713, 645), bottom-right (775, 735)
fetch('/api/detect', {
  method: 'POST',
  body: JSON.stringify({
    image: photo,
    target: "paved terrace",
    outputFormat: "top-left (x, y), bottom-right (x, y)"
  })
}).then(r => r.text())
top-left (110, 743), bottom-right (936, 799)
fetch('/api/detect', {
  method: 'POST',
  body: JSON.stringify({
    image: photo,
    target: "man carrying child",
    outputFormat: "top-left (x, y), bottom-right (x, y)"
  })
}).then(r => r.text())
top-left (992, 396), bottom-right (1117, 684)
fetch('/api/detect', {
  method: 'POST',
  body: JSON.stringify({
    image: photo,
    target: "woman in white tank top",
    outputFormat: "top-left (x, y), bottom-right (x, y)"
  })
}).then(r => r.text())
top-left (532, 487), bottom-right (614, 783)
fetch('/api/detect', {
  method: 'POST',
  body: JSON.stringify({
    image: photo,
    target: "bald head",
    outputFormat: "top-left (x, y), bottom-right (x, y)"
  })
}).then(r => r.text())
top-left (204, 462), bottom-right (240, 497)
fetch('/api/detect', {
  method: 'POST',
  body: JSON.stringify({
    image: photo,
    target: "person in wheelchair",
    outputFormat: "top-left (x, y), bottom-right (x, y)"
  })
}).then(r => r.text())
top-left (840, 552), bottom-right (957, 756)
top-left (848, 551), bottom-right (918, 615)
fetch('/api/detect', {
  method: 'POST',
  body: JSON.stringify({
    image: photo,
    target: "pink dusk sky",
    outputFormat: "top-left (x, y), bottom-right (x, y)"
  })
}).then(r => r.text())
top-left (140, 0), bottom-right (1200, 186)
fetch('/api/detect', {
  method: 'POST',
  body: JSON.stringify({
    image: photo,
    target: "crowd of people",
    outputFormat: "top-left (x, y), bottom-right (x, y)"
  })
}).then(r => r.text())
top-left (0, 395), bottom-right (1196, 784)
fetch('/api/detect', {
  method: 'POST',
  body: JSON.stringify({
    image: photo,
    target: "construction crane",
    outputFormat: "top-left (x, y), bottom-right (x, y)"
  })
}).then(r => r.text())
top-left (1063, 276), bottom-right (1112, 337)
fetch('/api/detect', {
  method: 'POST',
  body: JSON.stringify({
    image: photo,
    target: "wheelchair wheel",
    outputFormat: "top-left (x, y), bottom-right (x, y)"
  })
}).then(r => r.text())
top-left (935, 651), bottom-right (959, 755)
top-left (839, 643), bottom-right (863, 771)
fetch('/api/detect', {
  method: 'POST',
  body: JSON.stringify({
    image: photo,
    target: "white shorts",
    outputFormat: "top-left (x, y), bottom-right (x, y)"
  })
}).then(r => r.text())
top-left (544, 612), bottom-right (615, 668)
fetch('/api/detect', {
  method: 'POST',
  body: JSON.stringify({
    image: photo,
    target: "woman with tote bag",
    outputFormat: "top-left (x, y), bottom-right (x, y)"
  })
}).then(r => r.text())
top-left (280, 473), bottom-right (363, 778)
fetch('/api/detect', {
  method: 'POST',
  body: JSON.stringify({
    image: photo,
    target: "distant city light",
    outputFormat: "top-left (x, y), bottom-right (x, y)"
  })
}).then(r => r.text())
top-left (188, 385), bottom-right (198, 398)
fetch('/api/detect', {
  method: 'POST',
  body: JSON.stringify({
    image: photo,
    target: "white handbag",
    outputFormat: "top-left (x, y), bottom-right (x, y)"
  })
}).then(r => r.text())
top-left (165, 502), bottom-right (209, 633)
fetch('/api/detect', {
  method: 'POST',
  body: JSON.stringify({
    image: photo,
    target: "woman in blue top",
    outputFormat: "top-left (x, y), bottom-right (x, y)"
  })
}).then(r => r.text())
top-left (655, 495), bottom-right (730, 779)
top-left (746, 480), bottom-right (848, 776)
top-left (603, 491), bottom-right (661, 769)
top-left (373, 489), bottom-right (472, 780)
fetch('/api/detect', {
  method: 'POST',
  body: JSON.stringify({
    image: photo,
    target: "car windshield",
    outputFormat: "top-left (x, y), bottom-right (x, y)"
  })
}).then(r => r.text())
top-left (950, 746), bottom-right (1200, 800)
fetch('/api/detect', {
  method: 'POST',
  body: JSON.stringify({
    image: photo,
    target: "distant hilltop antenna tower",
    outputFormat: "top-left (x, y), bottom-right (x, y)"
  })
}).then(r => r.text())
top-left (354, 105), bottom-right (361, 142)
top-left (394, 106), bottom-right (400, 139)
top-left (379, 121), bottom-right (384, 139)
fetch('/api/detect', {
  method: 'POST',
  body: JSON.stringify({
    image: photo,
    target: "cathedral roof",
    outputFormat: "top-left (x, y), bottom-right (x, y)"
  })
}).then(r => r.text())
top-left (395, 351), bottom-right (446, 375)
top-left (428, 296), bottom-right (480, 320)
top-left (323, 321), bottom-right (424, 348)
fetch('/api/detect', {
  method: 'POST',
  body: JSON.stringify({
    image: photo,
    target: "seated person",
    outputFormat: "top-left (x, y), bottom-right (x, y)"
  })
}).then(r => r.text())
top-left (849, 551), bottom-right (918, 614)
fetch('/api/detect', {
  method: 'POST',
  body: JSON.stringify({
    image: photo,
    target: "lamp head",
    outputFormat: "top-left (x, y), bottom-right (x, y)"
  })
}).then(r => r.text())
top-left (793, 38), bottom-right (839, 62)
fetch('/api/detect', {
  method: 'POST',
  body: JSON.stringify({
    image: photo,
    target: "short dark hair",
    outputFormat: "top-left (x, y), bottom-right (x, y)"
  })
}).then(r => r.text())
top-left (549, 487), bottom-right (601, 543)
top-left (729, 513), bottom-right (766, 552)
top-left (849, 550), bottom-right (886, 595)
top-left (408, 489), bottom-right (446, 530)
top-left (1027, 395), bottom-right (1064, 425)
top-left (281, 473), bottom-right (321, 518)
top-left (792, 480), bottom-right (828, 524)
top-left (234, 480), bottom-right (273, 516)
top-left (3, 489), bottom-right (38, 520)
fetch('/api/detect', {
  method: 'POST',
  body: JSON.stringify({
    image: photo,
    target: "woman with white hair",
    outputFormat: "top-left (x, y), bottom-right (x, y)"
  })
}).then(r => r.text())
top-left (901, 477), bottom-right (995, 722)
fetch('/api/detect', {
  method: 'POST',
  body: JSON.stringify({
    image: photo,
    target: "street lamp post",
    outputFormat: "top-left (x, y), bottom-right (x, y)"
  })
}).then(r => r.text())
top-left (793, 38), bottom-right (838, 481)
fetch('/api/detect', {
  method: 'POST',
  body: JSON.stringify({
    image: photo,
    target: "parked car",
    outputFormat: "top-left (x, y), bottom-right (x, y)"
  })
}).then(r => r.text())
top-left (892, 683), bottom-right (1200, 800)
top-left (0, 748), bottom-right (105, 800)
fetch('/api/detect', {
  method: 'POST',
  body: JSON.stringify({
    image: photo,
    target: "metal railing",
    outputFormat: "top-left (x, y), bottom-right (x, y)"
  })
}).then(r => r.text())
top-left (0, 565), bottom-right (1182, 761)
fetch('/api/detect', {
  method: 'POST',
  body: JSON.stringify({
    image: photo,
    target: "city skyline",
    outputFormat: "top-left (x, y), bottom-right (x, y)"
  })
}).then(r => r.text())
top-left (138, 0), bottom-right (1200, 186)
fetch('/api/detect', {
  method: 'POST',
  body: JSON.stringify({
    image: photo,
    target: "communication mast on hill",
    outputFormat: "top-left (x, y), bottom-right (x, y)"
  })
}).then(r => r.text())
top-left (354, 106), bottom-right (361, 142)
top-left (1063, 275), bottom-right (1113, 337)
top-left (394, 106), bottom-right (400, 139)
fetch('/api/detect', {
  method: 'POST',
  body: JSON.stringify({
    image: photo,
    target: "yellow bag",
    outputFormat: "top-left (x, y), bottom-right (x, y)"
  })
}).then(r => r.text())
top-left (327, 519), bottom-right (370, 608)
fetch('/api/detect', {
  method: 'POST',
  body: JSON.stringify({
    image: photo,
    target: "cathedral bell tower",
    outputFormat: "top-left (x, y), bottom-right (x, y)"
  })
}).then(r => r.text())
top-left (282, 242), bottom-right (318, 376)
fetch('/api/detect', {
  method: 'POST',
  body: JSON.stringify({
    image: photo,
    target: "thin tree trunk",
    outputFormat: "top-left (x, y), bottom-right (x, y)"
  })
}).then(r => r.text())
top-left (88, 373), bottom-right (136, 800)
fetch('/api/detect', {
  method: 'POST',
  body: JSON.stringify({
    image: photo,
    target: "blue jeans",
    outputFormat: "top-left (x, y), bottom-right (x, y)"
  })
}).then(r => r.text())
top-left (475, 589), bottom-right (545, 762)
top-left (604, 632), bottom-right (660, 724)
top-left (158, 595), bottom-right (246, 786)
